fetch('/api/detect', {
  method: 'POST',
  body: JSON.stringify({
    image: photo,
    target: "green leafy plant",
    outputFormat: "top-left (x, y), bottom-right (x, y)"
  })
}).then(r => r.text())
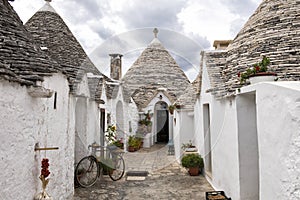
top-left (112, 139), bottom-right (124, 149)
top-left (238, 56), bottom-right (272, 84)
top-left (181, 140), bottom-right (195, 150)
top-left (105, 125), bottom-right (117, 144)
top-left (168, 104), bottom-right (175, 114)
top-left (138, 111), bottom-right (152, 126)
top-left (128, 135), bottom-right (136, 147)
top-left (181, 154), bottom-right (204, 168)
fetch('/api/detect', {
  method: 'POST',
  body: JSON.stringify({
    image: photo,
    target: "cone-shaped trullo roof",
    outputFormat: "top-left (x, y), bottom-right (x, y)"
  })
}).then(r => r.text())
top-left (0, 0), bottom-right (59, 86)
top-left (212, 0), bottom-right (300, 98)
top-left (175, 73), bottom-right (202, 110)
top-left (25, 1), bottom-right (103, 92)
top-left (122, 30), bottom-right (190, 105)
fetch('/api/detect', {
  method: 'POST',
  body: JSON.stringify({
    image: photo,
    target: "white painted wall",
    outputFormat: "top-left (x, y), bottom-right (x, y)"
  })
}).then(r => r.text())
top-left (127, 98), bottom-right (139, 135)
top-left (197, 61), bottom-right (300, 200)
top-left (236, 93), bottom-right (259, 200)
top-left (87, 100), bottom-right (101, 146)
top-left (240, 82), bottom-right (300, 200)
top-left (0, 74), bottom-right (74, 200)
top-left (173, 110), bottom-right (195, 161)
top-left (195, 56), bottom-right (241, 199)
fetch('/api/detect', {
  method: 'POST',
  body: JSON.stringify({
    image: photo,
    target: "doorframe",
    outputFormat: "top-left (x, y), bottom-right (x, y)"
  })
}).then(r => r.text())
top-left (154, 101), bottom-right (169, 143)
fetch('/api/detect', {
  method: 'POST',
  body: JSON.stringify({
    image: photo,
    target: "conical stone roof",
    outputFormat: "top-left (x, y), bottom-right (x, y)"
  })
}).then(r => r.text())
top-left (176, 73), bottom-right (202, 110)
top-left (25, 1), bottom-right (102, 92)
top-left (215, 0), bottom-right (300, 98)
top-left (0, 0), bottom-right (59, 86)
top-left (122, 36), bottom-right (190, 104)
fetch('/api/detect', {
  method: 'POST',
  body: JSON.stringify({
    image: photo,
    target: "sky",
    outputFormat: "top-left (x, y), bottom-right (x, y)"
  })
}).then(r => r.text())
top-left (11, 0), bottom-right (262, 81)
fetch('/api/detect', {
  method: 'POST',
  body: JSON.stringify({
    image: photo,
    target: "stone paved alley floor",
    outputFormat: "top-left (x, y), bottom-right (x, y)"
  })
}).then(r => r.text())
top-left (74, 144), bottom-right (213, 200)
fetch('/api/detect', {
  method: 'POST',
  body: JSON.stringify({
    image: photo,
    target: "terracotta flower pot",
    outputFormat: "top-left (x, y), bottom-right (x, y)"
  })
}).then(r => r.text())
top-left (188, 167), bottom-right (199, 176)
top-left (128, 146), bottom-right (135, 152)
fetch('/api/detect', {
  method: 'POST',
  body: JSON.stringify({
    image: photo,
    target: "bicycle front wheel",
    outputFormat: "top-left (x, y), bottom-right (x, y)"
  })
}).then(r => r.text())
top-left (75, 156), bottom-right (100, 187)
top-left (108, 154), bottom-right (125, 181)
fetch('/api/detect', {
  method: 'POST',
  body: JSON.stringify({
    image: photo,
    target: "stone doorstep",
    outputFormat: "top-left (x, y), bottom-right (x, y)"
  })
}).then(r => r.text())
top-left (126, 176), bottom-right (146, 181)
top-left (126, 171), bottom-right (149, 181)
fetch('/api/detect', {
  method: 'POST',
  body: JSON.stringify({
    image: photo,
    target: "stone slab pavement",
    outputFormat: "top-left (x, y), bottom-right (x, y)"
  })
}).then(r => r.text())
top-left (74, 144), bottom-right (214, 200)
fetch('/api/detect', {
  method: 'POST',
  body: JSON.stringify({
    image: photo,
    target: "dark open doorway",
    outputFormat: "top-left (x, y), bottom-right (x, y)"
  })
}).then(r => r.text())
top-left (100, 108), bottom-right (105, 146)
top-left (155, 102), bottom-right (169, 143)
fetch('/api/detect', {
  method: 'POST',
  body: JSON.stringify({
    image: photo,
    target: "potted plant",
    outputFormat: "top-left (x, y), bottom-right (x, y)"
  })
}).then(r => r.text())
top-left (238, 56), bottom-right (277, 84)
top-left (138, 111), bottom-right (152, 133)
top-left (128, 135), bottom-right (136, 152)
top-left (181, 153), bottom-right (204, 176)
top-left (181, 140), bottom-right (197, 152)
top-left (168, 104), bottom-right (175, 115)
top-left (112, 138), bottom-right (124, 149)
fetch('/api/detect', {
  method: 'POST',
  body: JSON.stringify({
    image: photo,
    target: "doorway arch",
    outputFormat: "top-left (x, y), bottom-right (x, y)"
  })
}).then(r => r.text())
top-left (116, 101), bottom-right (124, 139)
top-left (75, 97), bottom-right (87, 163)
top-left (155, 101), bottom-right (169, 143)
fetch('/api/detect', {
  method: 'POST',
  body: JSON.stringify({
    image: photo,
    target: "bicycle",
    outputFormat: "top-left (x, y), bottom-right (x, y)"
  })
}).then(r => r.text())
top-left (75, 144), bottom-right (125, 188)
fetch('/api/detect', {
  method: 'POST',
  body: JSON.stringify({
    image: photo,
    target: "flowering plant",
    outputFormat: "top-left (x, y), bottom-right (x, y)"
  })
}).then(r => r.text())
top-left (238, 56), bottom-right (271, 84)
top-left (105, 125), bottom-right (117, 144)
top-left (112, 138), bottom-right (124, 149)
top-left (138, 111), bottom-right (152, 126)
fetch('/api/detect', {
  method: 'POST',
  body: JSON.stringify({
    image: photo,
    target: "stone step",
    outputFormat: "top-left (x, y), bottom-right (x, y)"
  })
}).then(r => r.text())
top-left (126, 171), bottom-right (149, 181)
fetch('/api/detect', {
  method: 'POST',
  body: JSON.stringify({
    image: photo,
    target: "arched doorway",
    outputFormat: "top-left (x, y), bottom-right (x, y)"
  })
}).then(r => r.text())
top-left (75, 97), bottom-right (87, 163)
top-left (116, 101), bottom-right (124, 139)
top-left (155, 101), bottom-right (169, 143)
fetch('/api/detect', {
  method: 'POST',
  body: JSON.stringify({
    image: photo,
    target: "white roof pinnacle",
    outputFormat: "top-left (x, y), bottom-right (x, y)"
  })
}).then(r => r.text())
top-left (153, 28), bottom-right (158, 38)
top-left (38, 1), bottom-right (56, 13)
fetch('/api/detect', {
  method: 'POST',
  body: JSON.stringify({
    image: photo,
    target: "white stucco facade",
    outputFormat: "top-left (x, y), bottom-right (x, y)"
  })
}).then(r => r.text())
top-left (194, 58), bottom-right (245, 200)
top-left (195, 57), bottom-right (300, 199)
top-left (0, 74), bottom-right (74, 200)
top-left (173, 109), bottom-right (195, 161)
top-left (239, 82), bottom-right (300, 200)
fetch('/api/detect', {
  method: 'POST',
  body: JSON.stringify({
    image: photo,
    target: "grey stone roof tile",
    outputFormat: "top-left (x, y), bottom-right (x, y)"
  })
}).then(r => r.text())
top-left (0, 0), bottom-right (60, 86)
top-left (88, 77), bottom-right (104, 104)
top-left (206, 0), bottom-right (300, 99)
top-left (25, 2), bottom-right (103, 92)
top-left (122, 37), bottom-right (190, 104)
top-left (175, 73), bottom-right (201, 109)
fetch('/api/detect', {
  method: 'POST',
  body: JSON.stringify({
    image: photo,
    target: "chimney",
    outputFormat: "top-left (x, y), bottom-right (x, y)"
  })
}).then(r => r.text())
top-left (213, 40), bottom-right (232, 50)
top-left (109, 54), bottom-right (123, 80)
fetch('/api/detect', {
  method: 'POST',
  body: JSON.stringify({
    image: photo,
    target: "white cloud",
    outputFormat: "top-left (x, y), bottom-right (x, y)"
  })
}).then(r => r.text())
top-left (10, 0), bottom-right (261, 80)
top-left (177, 0), bottom-right (238, 45)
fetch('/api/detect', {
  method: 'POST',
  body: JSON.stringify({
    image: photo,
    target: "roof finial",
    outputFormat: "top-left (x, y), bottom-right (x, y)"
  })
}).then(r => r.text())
top-left (153, 28), bottom-right (158, 38)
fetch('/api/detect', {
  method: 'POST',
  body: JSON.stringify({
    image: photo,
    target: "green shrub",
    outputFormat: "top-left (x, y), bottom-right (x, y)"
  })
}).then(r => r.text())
top-left (181, 154), bottom-right (204, 168)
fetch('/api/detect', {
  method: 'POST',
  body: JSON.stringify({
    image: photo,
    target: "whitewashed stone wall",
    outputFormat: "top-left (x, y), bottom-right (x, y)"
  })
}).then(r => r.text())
top-left (0, 74), bottom-right (74, 200)
top-left (197, 57), bottom-right (300, 199)
top-left (74, 74), bottom-right (102, 163)
top-left (196, 60), bottom-right (241, 199)
top-left (87, 100), bottom-right (101, 147)
top-left (127, 98), bottom-right (139, 135)
top-left (173, 110), bottom-right (195, 161)
top-left (240, 82), bottom-right (300, 200)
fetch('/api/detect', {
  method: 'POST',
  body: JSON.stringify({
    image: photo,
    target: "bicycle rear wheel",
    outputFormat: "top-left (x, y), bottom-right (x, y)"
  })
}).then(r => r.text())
top-left (75, 156), bottom-right (100, 187)
top-left (108, 153), bottom-right (125, 181)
